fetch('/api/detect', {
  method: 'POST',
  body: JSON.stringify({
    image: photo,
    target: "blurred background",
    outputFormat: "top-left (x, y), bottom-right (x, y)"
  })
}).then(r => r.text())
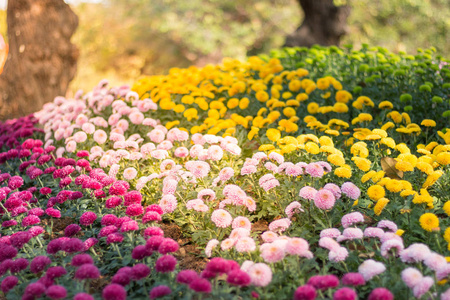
top-left (0, 0), bottom-right (449, 114)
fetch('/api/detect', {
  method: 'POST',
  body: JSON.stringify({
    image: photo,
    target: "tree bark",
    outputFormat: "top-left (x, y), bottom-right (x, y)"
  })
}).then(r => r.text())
top-left (0, 0), bottom-right (79, 120)
top-left (285, 0), bottom-right (351, 47)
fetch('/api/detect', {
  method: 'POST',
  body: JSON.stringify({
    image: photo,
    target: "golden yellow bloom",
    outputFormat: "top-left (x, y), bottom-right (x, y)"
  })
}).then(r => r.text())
top-left (183, 108), bottom-right (198, 121)
top-left (307, 102), bottom-right (319, 114)
top-left (402, 112), bottom-right (411, 124)
top-left (444, 227), bottom-right (450, 243)
top-left (328, 154), bottom-right (345, 166)
top-left (351, 142), bottom-right (369, 158)
top-left (436, 152), bottom-right (450, 165)
top-left (352, 157), bottom-right (371, 172)
top-left (419, 213), bottom-right (439, 232)
top-left (379, 101), bottom-right (394, 109)
top-left (266, 128), bottom-right (281, 142)
top-left (259, 144), bottom-right (275, 151)
top-left (387, 111), bottom-right (403, 123)
top-left (374, 198), bottom-right (389, 216)
top-left (319, 136), bottom-right (334, 147)
top-left (325, 129), bottom-right (340, 136)
top-left (239, 97), bottom-right (250, 109)
top-left (361, 170), bottom-right (376, 183)
top-left (335, 90), bottom-right (353, 103)
top-left (396, 229), bottom-right (405, 236)
top-left (385, 179), bottom-right (403, 193)
top-left (400, 190), bottom-right (417, 198)
top-left (398, 153), bottom-right (418, 167)
top-left (395, 161), bottom-right (414, 172)
top-left (255, 90), bottom-right (269, 102)
top-left (296, 68), bottom-right (309, 77)
top-left (381, 122), bottom-right (395, 131)
top-left (358, 113), bottom-right (373, 122)
top-left (305, 142), bottom-right (320, 154)
top-left (247, 127), bottom-right (259, 141)
top-left (333, 102), bottom-right (349, 113)
top-left (296, 93), bottom-right (309, 102)
top-left (443, 201), bottom-right (450, 216)
top-left (316, 78), bottom-right (330, 90)
top-left (181, 95), bottom-right (195, 105)
top-left (380, 137), bottom-right (396, 149)
top-left (367, 185), bottom-right (385, 201)
top-left (334, 165), bottom-right (352, 178)
top-left (286, 100), bottom-right (300, 107)
top-left (283, 107), bottom-right (296, 118)
top-left (416, 162), bottom-right (434, 175)
top-left (281, 144), bottom-right (297, 154)
top-left (396, 143), bottom-right (411, 154)
top-left (267, 111), bottom-right (281, 123)
top-left (165, 120), bottom-right (180, 130)
top-left (288, 79), bottom-right (302, 92)
top-left (421, 119), bottom-right (436, 127)
top-left (423, 170), bottom-right (444, 189)
top-left (412, 189), bottom-right (433, 205)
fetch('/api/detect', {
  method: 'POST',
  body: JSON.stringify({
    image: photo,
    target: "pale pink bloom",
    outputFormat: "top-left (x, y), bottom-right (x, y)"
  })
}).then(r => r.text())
top-left (285, 238), bottom-right (309, 256)
top-left (193, 203), bottom-right (209, 212)
top-left (138, 99), bottom-right (157, 112)
top-left (341, 212), bottom-right (364, 228)
top-left (424, 253), bottom-right (447, 271)
top-left (235, 237), bottom-right (256, 253)
top-left (252, 152), bottom-right (267, 161)
top-left (118, 106), bottom-right (131, 115)
top-left (225, 143), bottom-right (241, 156)
top-left (189, 144), bottom-right (204, 158)
top-left (141, 143), bottom-right (156, 155)
top-left (380, 239), bottom-right (404, 257)
top-left (248, 263), bottom-right (272, 287)
top-left (223, 185), bottom-right (246, 205)
top-left (314, 189), bottom-right (336, 210)
top-left (157, 140), bottom-right (173, 151)
top-left (55, 147), bottom-right (65, 158)
top-left (264, 162), bottom-right (279, 173)
top-left (162, 179), bottom-right (178, 195)
top-left (320, 228), bottom-right (341, 239)
top-left (358, 259), bottom-right (386, 281)
top-left (54, 128), bottom-right (65, 141)
top-left (197, 189), bottom-right (215, 202)
top-left (380, 232), bottom-right (403, 244)
top-left (285, 201), bottom-right (304, 218)
top-left (342, 228), bottom-right (364, 240)
top-left (64, 126), bottom-right (74, 139)
top-left (110, 127), bottom-right (124, 135)
top-left (186, 199), bottom-right (204, 210)
top-left (219, 167), bottom-right (234, 181)
top-left (185, 161), bottom-right (210, 178)
top-left (93, 117), bottom-right (108, 128)
top-left (240, 261), bottom-right (255, 273)
top-left (323, 183), bottom-right (342, 199)
top-left (125, 140), bottom-right (139, 150)
top-left (197, 149), bottom-right (209, 161)
top-left (221, 238), bottom-right (236, 251)
top-left (159, 195), bottom-right (177, 214)
top-left (305, 163), bottom-right (324, 178)
top-left (261, 179), bottom-right (280, 192)
top-left (174, 147), bottom-right (189, 158)
top-left (241, 165), bottom-right (257, 175)
top-left (328, 247), bottom-right (349, 262)
top-left (436, 264), bottom-right (450, 281)
top-left (123, 167), bottom-right (138, 180)
top-left (277, 162), bottom-right (294, 174)
top-left (73, 131), bottom-right (88, 143)
top-left (229, 228), bottom-right (250, 240)
top-left (259, 174), bottom-right (275, 185)
top-left (260, 243), bottom-right (285, 263)
top-left (219, 199), bottom-right (233, 209)
top-left (110, 132), bottom-right (125, 142)
top-left (244, 197), bottom-right (257, 212)
top-left (129, 152), bottom-right (143, 161)
top-left (44, 139), bottom-right (54, 148)
top-left (136, 176), bottom-right (148, 191)
top-left (160, 159), bottom-right (176, 172)
top-left (91, 146), bottom-right (104, 153)
top-left (299, 186), bottom-right (317, 200)
top-left (377, 220), bottom-right (398, 232)
top-left (232, 217), bottom-right (252, 231)
top-left (400, 243), bottom-right (430, 263)
top-left (82, 122), bottom-right (95, 134)
top-left (268, 152), bottom-right (284, 164)
top-left (363, 227), bottom-right (385, 238)
top-left (317, 161), bottom-right (332, 172)
top-left (148, 129), bottom-right (165, 144)
top-left (109, 164), bottom-right (120, 178)
top-left (108, 113), bottom-right (121, 126)
top-left (150, 150), bottom-right (169, 160)
top-left (413, 277), bottom-right (434, 298)
top-left (89, 152), bottom-right (102, 161)
top-left (211, 209), bottom-right (232, 228)
top-left (401, 268), bottom-right (423, 288)
top-left (442, 288), bottom-right (450, 300)
top-left (207, 145), bottom-right (224, 161)
top-left (99, 155), bottom-right (111, 168)
top-left (319, 237), bottom-right (340, 251)
top-left (114, 141), bottom-right (126, 149)
top-left (205, 239), bottom-right (219, 257)
top-left (268, 218), bottom-right (291, 233)
top-left (93, 130), bottom-right (107, 144)
top-left (285, 165), bottom-right (303, 177)
top-left (116, 119), bottom-right (129, 132)
top-left (202, 134), bottom-right (220, 144)
top-left (191, 133), bottom-right (204, 145)
top-left (142, 118), bottom-right (158, 127)
top-left (129, 111), bottom-right (144, 125)
top-left (75, 114), bottom-right (89, 126)
top-left (66, 140), bottom-right (77, 153)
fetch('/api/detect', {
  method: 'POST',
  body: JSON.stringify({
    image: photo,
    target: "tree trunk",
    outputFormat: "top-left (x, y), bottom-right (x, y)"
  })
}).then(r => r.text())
top-left (285, 0), bottom-right (350, 47)
top-left (0, 0), bottom-right (79, 120)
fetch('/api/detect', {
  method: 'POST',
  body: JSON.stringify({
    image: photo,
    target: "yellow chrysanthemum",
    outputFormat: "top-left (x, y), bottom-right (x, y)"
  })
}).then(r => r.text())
top-left (374, 198), bottom-right (389, 216)
top-left (444, 227), bottom-right (450, 243)
top-left (367, 185), bottom-right (385, 201)
top-left (385, 179), bottom-right (403, 193)
top-left (333, 102), bottom-right (349, 113)
top-left (335, 90), bottom-right (353, 103)
top-left (421, 119), bottom-right (437, 127)
top-left (443, 201), bottom-right (450, 217)
top-left (380, 137), bottom-right (396, 149)
top-left (307, 102), bottom-right (319, 114)
top-left (352, 157), bottom-right (372, 172)
top-left (328, 154), bottom-right (345, 166)
top-left (395, 161), bottom-right (414, 172)
top-left (334, 165), bottom-right (352, 178)
top-left (305, 142), bottom-right (320, 155)
top-left (423, 170), bottom-right (444, 189)
top-left (419, 213), bottom-right (439, 232)
top-left (361, 170), bottom-right (376, 183)
top-left (436, 152), bottom-right (450, 165)
top-left (266, 128), bottom-right (281, 142)
top-left (259, 144), bottom-right (275, 151)
top-left (379, 101), bottom-right (394, 109)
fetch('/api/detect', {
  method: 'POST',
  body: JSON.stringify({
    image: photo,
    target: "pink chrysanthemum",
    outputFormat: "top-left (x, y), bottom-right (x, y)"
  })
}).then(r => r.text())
top-left (235, 237), bottom-right (256, 253)
top-left (268, 218), bottom-right (291, 233)
top-left (299, 186), bottom-right (317, 200)
top-left (413, 277), bottom-right (434, 298)
top-left (159, 195), bottom-right (177, 214)
top-left (247, 263), bottom-right (272, 287)
top-left (341, 212), bottom-right (364, 228)
top-left (286, 238), bottom-right (310, 256)
top-left (358, 259), bottom-right (386, 281)
top-left (401, 268), bottom-right (423, 288)
top-left (380, 239), bottom-right (404, 257)
top-left (232, 216), bottom-right (252, 231)
top-left (341, 182), bottom-right (361, 200)
top-left (328, 247), bottom-right (349, 262)
top-left (377, 220), bottom-right (398, 232)
top-left (363, 227), bottom-right (385, 238)
top-left (285, 201), bottom-right (304, 218)
top-left (305, 163), bottom-right (324, 178)
top-left (313, 189), bottom-right (336, 210)
top-left (260, 243), bottom-right (285, 263)
top-left (211, 209), bottom-right (232, 228)
top-left (320, 228), bottom-right (341, 239)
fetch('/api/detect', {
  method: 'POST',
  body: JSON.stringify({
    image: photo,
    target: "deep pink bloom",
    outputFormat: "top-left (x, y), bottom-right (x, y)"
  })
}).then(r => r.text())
top-left (80, 212), bottom-right (97, 226)
top-left (112, 272), bottom-right (131, 286)
top-left (205, 257), bottom-right (230, 274)
top-left (333, 287), bottom-right (357, 300)
top-left (83, 238), bottom-right (98, 251)
top-left (109, 181), bottom-right (130, 196)
top-left (99, 225), bottom-right (118, 237)
top-left (72, 254), bottom-right (94, 267)
top-left (105, 196), bottom-right (122, 208)
top-left (158, 238), bottom-right (179, 255)
top-left (367, 288), bottom-right (394, 300)
top-left (1, 276), bottom-right (18, 294)
top-left (40, 187), bottom-right (52, 195)
top-left (10, 258), bottom-right (28, 273)
top-left (131, 264), bottom-right (151, 280)
top-left (75, 264), bottom-right (100, 280)
top-left (106, 233), bottom-right (124, 244)
top-left (2, 220), bottom-right (17, 228)
top-left (155, 255), bottom-right (177, 273)
top-left (189, 278), bottom-right (212, 293)
top-left (24, 282), bottom-right (45, 297)
top-left (149, 285), bottom-right (171, 299)
top-left (341, 273), bottom-right (365, 286)
top-left (132, 245), bottom-right (152, 260)
top-left (30, 256), bottom-right (51, 273)
top-left (307, 275), bottom-right (339, 291)
top-left (8, 176), bottom-right (24, 190)
top-left (120, 220), bottom-right (139, 232)
top-left (143, 227), bottom-right (164, 238)
top-left (142, 211), bottom-right (162, 223)
top-left (101, 214), bottom-right (119, 226)
top-left (74, 293), bottom-right (94, 300)
top-left (10, 231), bottom-right (32, 248)
top-left (46, 208), bottom-right (61, 218)
top-left (46, 266), bottom-right (67, 279)
top-left (293, 285), bottom-right (317, 300)
top-left (62, 238), bottom-right (84, 253)
top-left (176, 270), bottom-right (198, 284)
top-left (64, 224), bottom-right (81, 237)
top-left (46, 285), bottom-right (67, 300)
top-left (146, 204), bottom-right (164, 215)
top-left (126, 204), bottom-right (144, 216)
top-left (102, 284), bottom-right (127, 300)
top-left (227, 269), bottom-right (251, 286)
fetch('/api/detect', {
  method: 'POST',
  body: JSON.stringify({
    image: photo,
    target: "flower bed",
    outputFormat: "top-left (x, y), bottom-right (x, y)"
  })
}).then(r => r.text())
top-left (0, 45), bottom-right (449, 299)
